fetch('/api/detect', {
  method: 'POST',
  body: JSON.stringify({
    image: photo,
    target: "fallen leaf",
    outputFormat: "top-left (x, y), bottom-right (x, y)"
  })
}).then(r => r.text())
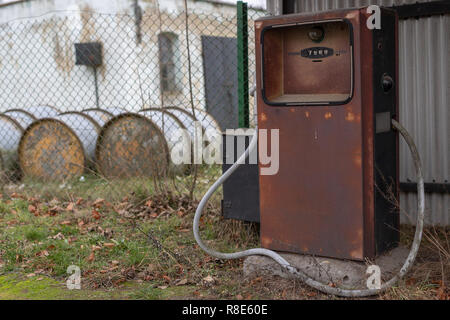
top-left (28, 205), bottom-right (37, 214)
top-left (176, 278), bottom-right (188, 286)
top-left (92, 198), bottom-right (105, 208)
top-left (66, 202), bottom-right (75, 211)
top-left (103, 243), bottom-right (115, 248)
top-left (158, 286), bottom-right (168, 290)
top-left (36, 250), bottom-right (49, 257)
top-left (60, 220), bottom-right (72, 225)
top-left (176, 211), bottom-right (184, 217)
top-left (26, 273), bottom-right (36, 278)
top-left (87, 251), bottom-right (95, 262)
top-left (203, 275), bottom-right (214, 283)
top-left (92, 209), bottom-right (101, 220)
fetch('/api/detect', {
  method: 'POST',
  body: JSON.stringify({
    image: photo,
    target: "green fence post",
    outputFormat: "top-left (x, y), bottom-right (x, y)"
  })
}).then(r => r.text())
top-left (237, 1), bottom-right (249, 128)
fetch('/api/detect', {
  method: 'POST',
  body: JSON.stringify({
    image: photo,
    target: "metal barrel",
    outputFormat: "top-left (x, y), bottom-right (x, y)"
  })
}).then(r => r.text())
top-left (18, 112), bottom-right (100, 180)
top-left (0, 114), bottom-right (23, 177)
top-left (164, 106), bottom-right (221, 142)
top-left (82, 108), bottom-right (114, 127)
top-left (22, 105), bottom-right (60, 118)
top-left (191, 108), bottom-right (222, 136)
top-left (3, 109), bottom-right (37, 129)
top-left (139, 108), bottom-right (188, 150)
top-left (105, 107), bottom-right (126, 116)
top-left (139, 108), bottom-right (192, 174)
top-left (95, 113), bottom-right (169, 179)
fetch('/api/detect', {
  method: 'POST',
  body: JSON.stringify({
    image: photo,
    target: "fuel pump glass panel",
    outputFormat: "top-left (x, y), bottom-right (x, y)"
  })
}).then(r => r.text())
top-left (262, 20), bottom-right (353, 105)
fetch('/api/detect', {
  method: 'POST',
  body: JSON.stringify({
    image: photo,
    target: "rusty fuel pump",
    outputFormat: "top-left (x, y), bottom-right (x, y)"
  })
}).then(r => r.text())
top-left (194, 7), bottom-right (425, 297)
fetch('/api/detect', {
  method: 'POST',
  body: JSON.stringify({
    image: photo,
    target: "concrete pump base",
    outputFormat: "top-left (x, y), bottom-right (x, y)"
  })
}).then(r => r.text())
top-left (243, 246), bottom-right (410, 289)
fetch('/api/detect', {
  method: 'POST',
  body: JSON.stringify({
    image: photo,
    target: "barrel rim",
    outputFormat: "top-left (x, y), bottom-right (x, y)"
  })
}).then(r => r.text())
top-left (140, 107), bottom-right (187, 130)
top-left (95, 112), bottom-right (170, 178)
top-left (58, 111), bottom-right (102, 132)
top-left (28, 104), bottom-right (61, 115)
top-left (4, 109), bottom-right (38, 120)
top-left (18, 117), bottom-right (87, 179)
top-left (0, 113), bottom-right (25, 131)
top-left (164, 106), bottom-right (222, 133)
top-left (82, 108), bottom-right (115, 117)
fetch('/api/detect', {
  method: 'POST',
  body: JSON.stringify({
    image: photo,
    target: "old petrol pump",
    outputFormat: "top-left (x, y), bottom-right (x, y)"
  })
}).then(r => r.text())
top-left (255, 8), bottom-right (399, 260)
top-left (195, 7), bottom-right (425, 297)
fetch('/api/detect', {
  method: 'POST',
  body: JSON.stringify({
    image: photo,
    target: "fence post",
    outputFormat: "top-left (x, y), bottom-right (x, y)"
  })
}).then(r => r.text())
top-left (237, 1), bottom-right (249, 128)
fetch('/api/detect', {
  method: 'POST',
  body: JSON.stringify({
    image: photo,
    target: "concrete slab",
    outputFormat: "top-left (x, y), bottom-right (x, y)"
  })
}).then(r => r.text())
top-left (243, 246), bottom-right (410, 289)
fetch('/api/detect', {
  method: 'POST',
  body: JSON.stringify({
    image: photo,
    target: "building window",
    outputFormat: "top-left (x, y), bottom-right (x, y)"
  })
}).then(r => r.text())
top-left (158, 32), bottom-right (180, 93)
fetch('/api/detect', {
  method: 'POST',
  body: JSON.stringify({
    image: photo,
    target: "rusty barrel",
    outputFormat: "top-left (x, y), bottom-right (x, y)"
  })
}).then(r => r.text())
top-left (3, 109), bottom-right (37, 129)
top-left (18, 112), bottom-right (100, 180)
top-left (0, 114), bottom-right (24, 177)
top-left (95, 113), bottom-right (169, 179)
top-left (139, 108), bottom-right (192, 173)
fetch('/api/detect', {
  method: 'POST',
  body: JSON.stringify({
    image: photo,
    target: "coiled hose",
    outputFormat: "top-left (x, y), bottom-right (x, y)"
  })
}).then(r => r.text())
top-left (193, 91), bottom-right (425, 297)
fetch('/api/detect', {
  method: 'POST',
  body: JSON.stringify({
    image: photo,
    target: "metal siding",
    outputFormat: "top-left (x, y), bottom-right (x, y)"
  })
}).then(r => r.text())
top-left (267, 0), bottom-right (449, 225)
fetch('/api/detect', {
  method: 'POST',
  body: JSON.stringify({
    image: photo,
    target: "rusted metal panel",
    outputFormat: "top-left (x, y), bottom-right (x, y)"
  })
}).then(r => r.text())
top-left (95, 113), bottom-right (169, 179)
top-left (18, 112), bottom-right (100, 180)
top-left (3, 109), bottom-right (36, 129)
top-left (0, 114), bottom-right (23, 176)
top-left (255, 8), bottom-right (399, 260)
top-left (272, 0), bottom-right (450, 227)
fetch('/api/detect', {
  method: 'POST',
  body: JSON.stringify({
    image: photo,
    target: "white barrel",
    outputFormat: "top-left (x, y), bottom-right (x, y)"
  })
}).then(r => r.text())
top-left (24, 105), bottom-right (60, 118)
top-left (0, 114), bottom-right (23, 174)
top-left (3, 109), bottom-right (36, 129)
top-left (139, 108), bottom-right (188, 150)
top-left (57, 112), bottom-right (101, 162)
top-left (82, 108), bottom-right (114, 127)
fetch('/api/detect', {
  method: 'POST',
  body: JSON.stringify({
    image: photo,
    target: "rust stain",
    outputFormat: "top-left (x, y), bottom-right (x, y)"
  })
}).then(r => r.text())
top-left (261, 236), bottom-right (272, 247)
top-left (260, 113), bottom-right (267, 122)
top-left (353, 147), bottom-right (362, 168)
top-left (345, 112), bottom-right (355, 122)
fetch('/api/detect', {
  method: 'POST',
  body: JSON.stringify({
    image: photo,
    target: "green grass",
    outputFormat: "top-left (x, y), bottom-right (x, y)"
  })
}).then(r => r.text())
top-left (0, 173), bottom-right (447, 300)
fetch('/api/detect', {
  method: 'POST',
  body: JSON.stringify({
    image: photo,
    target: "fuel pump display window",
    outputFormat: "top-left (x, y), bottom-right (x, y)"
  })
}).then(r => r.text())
top-left (261, 20), bottom-right (353, 106)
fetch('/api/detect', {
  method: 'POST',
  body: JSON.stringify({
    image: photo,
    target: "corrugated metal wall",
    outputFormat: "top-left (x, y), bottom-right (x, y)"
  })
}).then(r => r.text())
top-left (266, 0), bottom-right (449, 225)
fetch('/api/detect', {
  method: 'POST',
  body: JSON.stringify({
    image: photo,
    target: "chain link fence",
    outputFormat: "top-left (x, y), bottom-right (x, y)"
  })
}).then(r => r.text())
top-left (0, 3), bottom-right (266, 206)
